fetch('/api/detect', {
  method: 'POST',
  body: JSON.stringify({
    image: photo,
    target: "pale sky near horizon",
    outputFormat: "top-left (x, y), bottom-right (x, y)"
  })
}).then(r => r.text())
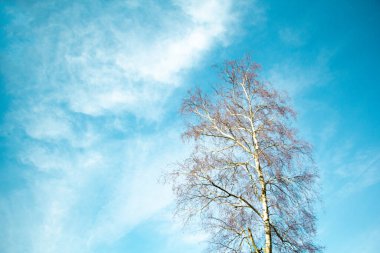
top-left (1, 1), bottom-right (380, 252)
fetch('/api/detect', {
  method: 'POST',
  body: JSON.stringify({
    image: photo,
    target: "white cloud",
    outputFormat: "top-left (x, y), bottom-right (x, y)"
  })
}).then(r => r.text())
top-left (3, 0), bottom-right (237, 119)
top-left (115, 0), bottom-right (236, 87)
top-left (0, 0), bottom-right (241, 252)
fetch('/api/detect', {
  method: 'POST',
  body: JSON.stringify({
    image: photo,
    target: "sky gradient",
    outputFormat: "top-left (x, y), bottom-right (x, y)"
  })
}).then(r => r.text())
top-left (1, 0), bottom-right (380, 252)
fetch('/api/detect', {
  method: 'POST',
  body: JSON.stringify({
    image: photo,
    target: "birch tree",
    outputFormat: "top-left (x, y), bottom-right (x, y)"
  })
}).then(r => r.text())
top-left (167, 58), bottom-right (322, 253)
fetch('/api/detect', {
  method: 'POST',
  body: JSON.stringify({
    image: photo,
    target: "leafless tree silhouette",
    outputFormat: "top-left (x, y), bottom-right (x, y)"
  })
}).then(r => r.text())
top-left (166, 57), bottom-right (322, 253)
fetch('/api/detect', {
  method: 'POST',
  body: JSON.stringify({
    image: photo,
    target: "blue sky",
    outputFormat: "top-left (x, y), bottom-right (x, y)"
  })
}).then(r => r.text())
top-left (0, 0), bottom-right (379, 252)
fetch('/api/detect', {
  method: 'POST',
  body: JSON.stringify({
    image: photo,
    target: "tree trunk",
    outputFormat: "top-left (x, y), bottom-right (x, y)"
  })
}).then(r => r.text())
top-left (252, 130), bottom-right (272, 253)
top-left (255, 161), bottom-right (272, 253)
top-left (261, 184), bottom-right (272, 253)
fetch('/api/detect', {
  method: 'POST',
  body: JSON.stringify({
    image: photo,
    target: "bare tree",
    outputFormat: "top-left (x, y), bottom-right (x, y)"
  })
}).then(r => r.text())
top-left (166, 57), bottom-right (322, 253)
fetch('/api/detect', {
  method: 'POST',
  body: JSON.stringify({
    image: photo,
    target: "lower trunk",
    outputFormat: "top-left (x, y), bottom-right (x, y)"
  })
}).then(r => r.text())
top-left (257, 163), bottom-right (272, 253)
top-left (263, 213), bottom-right (272, 253)
top-left (252, 131), bottom-right (272, 253)
top-left (261, 186), bottom-right (272, 253)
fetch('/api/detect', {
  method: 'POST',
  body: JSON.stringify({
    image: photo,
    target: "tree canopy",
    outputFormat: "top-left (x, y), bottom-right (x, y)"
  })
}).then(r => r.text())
top-left (167, 57), bottom-right (322, 253)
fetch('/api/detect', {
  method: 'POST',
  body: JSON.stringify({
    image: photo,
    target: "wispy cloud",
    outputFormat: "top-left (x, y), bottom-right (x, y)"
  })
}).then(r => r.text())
top-left (334, 148), bottom-right (380, 196)
top-left (0, 0), bottom-right (241, 252)
top-left (278, 27), bottom-right (306, 47)
top-left (2, 0), bottom-right (237, 119)
top-left (264, 46), bottom-right (380, 199)
top-left (266, 49), bottom-right (333, 96)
